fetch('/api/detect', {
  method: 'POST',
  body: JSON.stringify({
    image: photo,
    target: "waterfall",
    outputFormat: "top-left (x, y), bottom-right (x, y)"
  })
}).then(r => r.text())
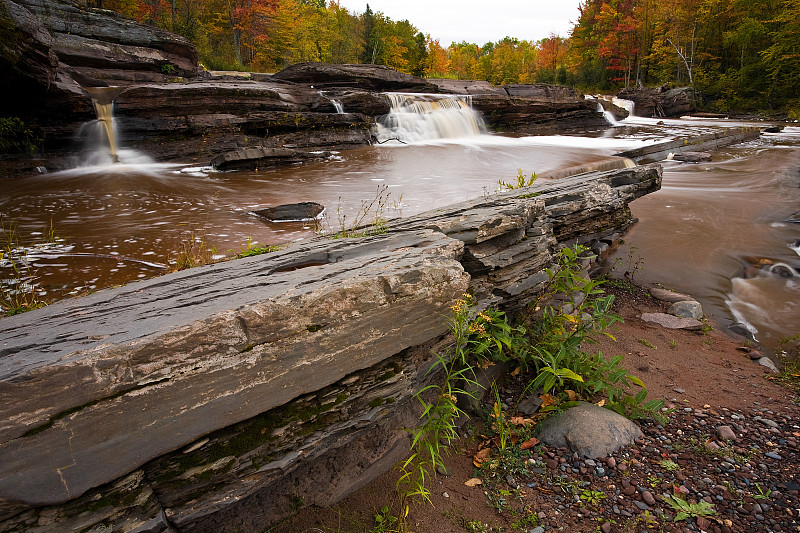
top-left (84, 87), bottom-right (125, 164)
top-left (613, 97), bottom-right (636, 117)
top-left (331, 100), bottom-right (345, 114)
top-left (373, 93), bottom-right (486, 144)
top-left (596, 102), bottom-right (620, 126)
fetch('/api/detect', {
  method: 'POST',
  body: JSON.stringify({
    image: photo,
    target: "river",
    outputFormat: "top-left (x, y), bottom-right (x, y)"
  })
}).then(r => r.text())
top-left (1, 98), bottom-right (798, 351)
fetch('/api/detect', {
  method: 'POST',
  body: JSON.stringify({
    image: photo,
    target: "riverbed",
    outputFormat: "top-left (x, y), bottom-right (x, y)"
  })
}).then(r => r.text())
top-left (1, 110), bottom-right (798, 350)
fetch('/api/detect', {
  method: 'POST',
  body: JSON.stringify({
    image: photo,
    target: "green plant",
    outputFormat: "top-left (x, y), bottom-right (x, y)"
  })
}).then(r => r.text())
top-left (235, 237), bottom-right (283, 258)
top-left (580, 489), bottom-right (606, 506)
top-left (664, 494), bottom-right (717, 521)
top-left (167, 233), bottom-right (218, 272)
top-left (658, 459), bottom-right (680, 471)
top-left (638, 338), bottom-right (657, 349)
top-left (490, 384), bottom-right (510, 451)
top-left (498, 168), bottom-right (538, 191)
top-left (752, 483), bottom-right (772, 500)
top-left (0, 117), bottom-right (43, 154)
top-left (319, 185), bottom-right (396, 238)
top-left (0, 216), bottom-right (47, 315)
top-left (371, 505), bottom-right (400, 533)
top-left (510, 512), bottom-right (539, 531)
top-left (396, 295), bottom-right (478, 513)
top-left (160, 63), bottom-right (177, 75)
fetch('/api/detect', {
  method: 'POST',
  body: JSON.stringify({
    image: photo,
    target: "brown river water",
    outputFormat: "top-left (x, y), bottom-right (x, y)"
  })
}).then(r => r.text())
top-left (1, 98), bottom-right (798, 351)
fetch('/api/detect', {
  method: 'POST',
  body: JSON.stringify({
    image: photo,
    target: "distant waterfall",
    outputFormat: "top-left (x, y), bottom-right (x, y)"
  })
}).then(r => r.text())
top-left (331, 100), bottom-right (345, 114)
top-left (596, 102), bottom-right (620, 126)
top-left (373, 93), bottom-right (486, 144)
top-left (85, 87), bottom-right (122, 163)
top-left (613, 97), bottom-right (636, 117)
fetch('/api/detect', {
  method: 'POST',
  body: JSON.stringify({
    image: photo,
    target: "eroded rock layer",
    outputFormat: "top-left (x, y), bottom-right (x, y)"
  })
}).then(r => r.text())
top-left (0, 164), bottom-right (661, 531)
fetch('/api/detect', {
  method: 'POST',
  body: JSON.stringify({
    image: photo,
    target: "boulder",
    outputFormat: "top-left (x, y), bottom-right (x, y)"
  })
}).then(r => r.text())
top-left (503, 83), bottom-right (583, 101)
top-left (272, 62), bottom-right (437, 92)
top-left (471, 94), bottom-right (606, 132)
top-left (649, 288), bottom-right (696, 303)
top-left (668, 300), bottom-right (704, 320)
top-left (16, 0), bottom-right (200, 79)
top-left (536, 402), bottom-right (643, 459)
top-left (251, 202), bottom-right (325, 222)
top-left (673, 151), bottom-right (712, 163)
top-left (641, 312), bottom-right (703, 330)
top-left (757, 357), bottom-right (780, 374)
top-left (617, 85), bottom-right (696, 118)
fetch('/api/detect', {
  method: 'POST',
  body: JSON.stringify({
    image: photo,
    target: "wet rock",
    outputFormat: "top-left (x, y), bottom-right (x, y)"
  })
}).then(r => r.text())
top-left (763, 125), bottom-right (784, 133)
top-left (728, 322), bottom-right (756, 340)
top-left (210, 147), bottom-right (330, 171)
top-left (785, 212), bottom-right (800, 224)
top-left (641, 312), bottom-right (703, 330)
top-left (674, 151), bottom-right (712, 163)
top-left (668, 300), bottom-right (704, 320)
top-left (756, 357), bottom-right (780, 374)
top-left (251, 202), bottom-right (325, 222)
top-left (649, 287), bottom-right (695, 303)
top-left (536, 402), bottom-right (643, 459)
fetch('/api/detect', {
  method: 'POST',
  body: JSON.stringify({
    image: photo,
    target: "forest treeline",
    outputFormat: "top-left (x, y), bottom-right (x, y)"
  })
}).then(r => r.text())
top-left (101, 0), bottom-right (800, 114)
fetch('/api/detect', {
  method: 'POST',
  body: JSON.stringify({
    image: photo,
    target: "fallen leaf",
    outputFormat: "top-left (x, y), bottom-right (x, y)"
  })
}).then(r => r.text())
top-left (510, 366), bottom-right (521, 376)
top-left (540, 393), bottom-right (558, 408)
top-left (520, 437), bottom-right (540, 450)
top-left (464, 477), bottom-right (482, 487)
top-left (566, 389), bottom-right (577, 401)
top-left (509, 416), bottom-right (533, 426)
top-left (596, 399), bottom-right (606, 407)
top-left (473, 447), bottom-right (491, 467)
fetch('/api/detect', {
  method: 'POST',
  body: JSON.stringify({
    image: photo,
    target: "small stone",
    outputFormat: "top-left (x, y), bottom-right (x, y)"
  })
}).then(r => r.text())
top-left (642, 491), bottom-right (656, 506)
top-left (442, 491), bottom-right (449, 498)
top-left (765, 452), bottom-right (782, 460)
top-left (673, 388), bottom-right (686, 394)
top-left (717, 425), bottom-right (737, 441)
top-left (606, 457), bottom-right (617, 469)
top-left (649, 287), bottom-right (695, 303)
top-left (601, 522), bottom-right (612, 533)
top-left (634, 500), bottom-right (651, 511)
top-left (531, 527), bottom-right (545, 533)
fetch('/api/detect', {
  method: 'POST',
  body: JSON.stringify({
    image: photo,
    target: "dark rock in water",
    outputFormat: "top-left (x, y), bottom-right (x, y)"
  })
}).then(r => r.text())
top-left (728, 321), bottom-right (756, 341)
top-left (272, 62), bottom-right (436, 92)
top-left (617, 85), bottom-right (695, 118)
top-left (674, 151), bottom-right (712, 163)
top-left (770, 264), bottom-right (795, 278)
top-left (210, 147), bottom-right (330, 171)
top-left (785, 212), bottom-right (800, 224)
top-left (763, 125), bottom-right (784, 133)
top-left (536, 402), bottom-right (643, 459)
top-left (252, 202), bottom-right (324, 222)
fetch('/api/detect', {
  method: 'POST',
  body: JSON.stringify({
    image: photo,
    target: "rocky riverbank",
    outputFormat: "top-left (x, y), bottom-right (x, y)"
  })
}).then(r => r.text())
top-left (276, 283), bottom-right (800, 533)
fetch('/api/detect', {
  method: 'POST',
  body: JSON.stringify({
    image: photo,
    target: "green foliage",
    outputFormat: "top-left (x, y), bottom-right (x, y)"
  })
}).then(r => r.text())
top-left (664, 494), bottom-right (717, 522)
top-left (371, 505), bottom-right (400, 533)
top-left (0, 216), bottom-right (49, 316)
top-left (235, 237), bottom-right (283, 258)
top-left (579, 489), bottom-right (606, 507)
top-left (319, 185), bottom-right (397, 239)
top-left (497, 169), bottom-right (538, 192)
top-left (0, 117), bottom-right (43, 154)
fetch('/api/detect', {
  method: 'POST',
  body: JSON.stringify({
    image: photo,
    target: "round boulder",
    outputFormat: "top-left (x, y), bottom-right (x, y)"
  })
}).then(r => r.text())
top-left (668, 300), bottom-right (703, 320)
top-left (536, 402), bottom-right (643, 459)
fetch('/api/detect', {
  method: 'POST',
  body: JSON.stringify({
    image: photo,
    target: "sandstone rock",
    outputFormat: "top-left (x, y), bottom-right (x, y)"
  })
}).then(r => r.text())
top-left (210, 146), bottom-right (329, 170)
top-left (717, 425), bottom-right (737, 441)
top-left (617, 85), bottom-right (696, 118)
top-left (668, 300), bottom-right (704, 319)
top-left (272, 62), bottom-right (436, 92)
top-left (471, 94), bottom-right (606, 132)
top-left (649, 287), bottom-right (695, 303)
top-left (536, 402), bottom-right (643, 459)
top-left (0, 229), bottom-right (468, 510)
top-left (674, 151), bottom-right (712, 163)
top-left (251, 202), bottom-right (325, 222)
top-left (428, 78), bottom-right (506, 95)
top-left (503, 83), bottom-right (583, 101)
top-left (641, 312), bottom-right (703, 330)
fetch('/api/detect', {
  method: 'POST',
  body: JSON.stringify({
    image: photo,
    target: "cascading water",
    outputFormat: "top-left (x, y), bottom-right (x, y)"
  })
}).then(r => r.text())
top-left (596, 102), bottom-right (620, 126)
top-left (372, 93), bottom-right (486, 144)
top-left (332, 100), bottom-right (345, 114)
top-left (613, 97), bottom-right (636, 117)
top-left (78, 87), bottom-right (152, 167)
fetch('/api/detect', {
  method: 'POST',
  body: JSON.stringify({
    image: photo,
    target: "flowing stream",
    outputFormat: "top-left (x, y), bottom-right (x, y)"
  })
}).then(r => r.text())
top-left (1, 94), bottom-right (799, 351)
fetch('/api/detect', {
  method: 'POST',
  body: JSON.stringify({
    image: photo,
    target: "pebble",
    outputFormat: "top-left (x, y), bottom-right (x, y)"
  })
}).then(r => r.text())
top-left (765, 452), bottom-right (782, 460)
top-left (717, 425), bottom-right (737, 441)
top-left (642, 491), bottom-right (656, 505)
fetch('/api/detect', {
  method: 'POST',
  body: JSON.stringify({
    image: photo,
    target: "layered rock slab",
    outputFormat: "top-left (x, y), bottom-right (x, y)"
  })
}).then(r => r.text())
top-left (0, 229), bottom-right (468, 514)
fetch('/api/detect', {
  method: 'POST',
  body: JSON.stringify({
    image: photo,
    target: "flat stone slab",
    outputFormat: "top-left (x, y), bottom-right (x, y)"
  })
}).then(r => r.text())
top-left (0, 229), bottom-right (468, 510)
top-left (251, 201), bottom-right (324, 222)
top-left (674, 151), bottom-right (712, 163)
top-left (641, 312), bottom-right (703, 330)
top-left (537, 402), bottom-right (643, 459)
top-left (649, 287), bottom-right (695, 303)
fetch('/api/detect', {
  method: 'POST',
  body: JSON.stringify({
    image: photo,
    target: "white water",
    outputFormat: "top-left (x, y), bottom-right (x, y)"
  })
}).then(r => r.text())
top-left (332, 100), bottom-right (345, 114)
top-left (613, 97), bottom-right (636, 117)
top-left (596, 102), bottom-right (620, 126)
top-left (373, 93), bottom-right (486, 144)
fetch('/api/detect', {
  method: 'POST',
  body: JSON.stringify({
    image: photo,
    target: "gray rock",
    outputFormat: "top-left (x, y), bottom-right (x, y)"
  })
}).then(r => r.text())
top-left (674, 151), bottom-right (712, 163)
top-left (251, 201), bottom-right (325, 222)
top-left (717, 425), bottom-right (737, 441)
top-left (517, 394), bottom-right (544, 416)
top-left (649, 287), bottom-right (695, 303)
top-left (536, 402), bottom-right (643, 459)
top-left (641, 312), bottom-right (703, 330)
top-left (668, 300), bottom-right (704, 319)
top-left (756, 357), bottom-right (779, 374)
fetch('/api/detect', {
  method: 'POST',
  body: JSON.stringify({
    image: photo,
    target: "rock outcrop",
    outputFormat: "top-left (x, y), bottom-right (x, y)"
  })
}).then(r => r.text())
top-left (617, 85), bottom-right (696, 118)
top-left (272, 62), bottom-right (437, 92)
top-left (0, 164), bottom-right (662, 531)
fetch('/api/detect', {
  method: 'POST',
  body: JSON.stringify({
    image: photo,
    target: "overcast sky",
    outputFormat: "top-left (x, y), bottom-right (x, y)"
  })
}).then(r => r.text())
top-left (335, 0), bottom-right (583, 46)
